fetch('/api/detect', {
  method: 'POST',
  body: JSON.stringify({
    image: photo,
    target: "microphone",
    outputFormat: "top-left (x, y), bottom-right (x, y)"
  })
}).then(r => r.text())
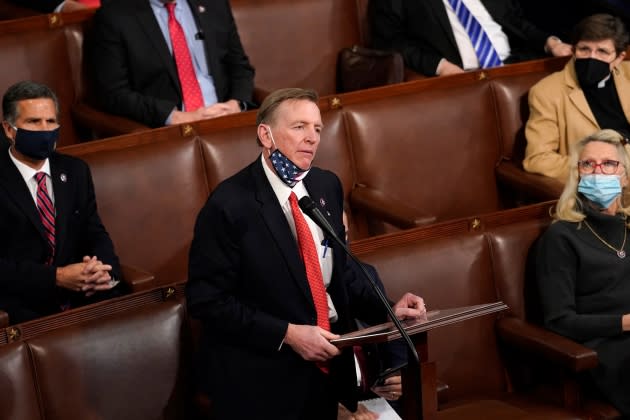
top-left (298, 196), bottom-right (423, 417)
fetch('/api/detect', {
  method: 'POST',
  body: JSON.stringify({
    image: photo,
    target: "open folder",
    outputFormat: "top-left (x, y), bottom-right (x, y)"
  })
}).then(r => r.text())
top-left (330, 302), bottom-right (508, 348)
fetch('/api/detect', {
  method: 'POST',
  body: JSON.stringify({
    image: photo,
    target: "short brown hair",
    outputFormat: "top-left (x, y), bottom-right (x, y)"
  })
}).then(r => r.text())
top-left (256, 88), bottom-right (319, 126)
top-left (572, 14), bottom-right (629, 54)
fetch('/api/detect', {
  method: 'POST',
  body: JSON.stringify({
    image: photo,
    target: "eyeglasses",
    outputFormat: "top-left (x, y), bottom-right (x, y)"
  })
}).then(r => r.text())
top-left (577, 159), bottom-right (621, 174)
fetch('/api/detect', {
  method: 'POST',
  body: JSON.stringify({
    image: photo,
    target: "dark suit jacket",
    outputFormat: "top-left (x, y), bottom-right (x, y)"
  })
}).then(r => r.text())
top-left (8, 0), bottom-right (60, 12)
top-left (0, 150), bottom-right (121, 324)
top-left (370, 0), bottom-right (551, 76)
top-left (186, 158), bottom-right (388, 419)
top-left (90, 0), bottom-right (255, 128)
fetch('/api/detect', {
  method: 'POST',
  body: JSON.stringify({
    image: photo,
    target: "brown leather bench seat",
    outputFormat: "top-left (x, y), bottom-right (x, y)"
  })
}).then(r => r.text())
top-left (0, 202), bottom-right (617, 419)
top-left (352, 201), bottom-right (619, 419)
top-left (0, 0), bottom-right (408, 144)
top-left (0, 287), bottom-right (194, 420)
top-left (56, 59), bottom-right (569, 288)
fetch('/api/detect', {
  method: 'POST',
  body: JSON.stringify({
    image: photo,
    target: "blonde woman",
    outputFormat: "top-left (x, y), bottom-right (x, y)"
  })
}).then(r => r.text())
top-left (536, 129), bottom-right (630, 415)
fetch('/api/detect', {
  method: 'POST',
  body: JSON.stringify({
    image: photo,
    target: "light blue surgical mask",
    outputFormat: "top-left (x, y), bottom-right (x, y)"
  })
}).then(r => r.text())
top-left (265, 127), bottom-right (309, 188)
top-left (578, 174), bottom-right (622, 208)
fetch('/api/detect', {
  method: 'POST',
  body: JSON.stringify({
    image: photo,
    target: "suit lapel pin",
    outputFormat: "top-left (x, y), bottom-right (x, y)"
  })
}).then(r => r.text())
top-left (60, 173), bottom-right (67, 183)
top-left (319, 197), bottom-right (326, 207)
top-left (198, 5), bottom-right (205, 13)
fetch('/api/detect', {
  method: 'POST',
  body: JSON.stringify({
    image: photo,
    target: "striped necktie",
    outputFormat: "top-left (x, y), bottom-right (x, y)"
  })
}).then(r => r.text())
top-left (35, 172), bottom-right (55, 265)
top-left (446, 0), bottom-right (502, 68)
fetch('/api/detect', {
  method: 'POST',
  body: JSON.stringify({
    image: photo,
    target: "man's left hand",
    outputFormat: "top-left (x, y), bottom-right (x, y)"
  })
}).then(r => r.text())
top-left (392, 292), bottom-right (426, 319)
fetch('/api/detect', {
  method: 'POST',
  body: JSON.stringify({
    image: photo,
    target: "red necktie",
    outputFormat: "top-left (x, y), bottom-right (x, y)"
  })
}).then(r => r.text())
top-left (35, 172), bottom-right (55, 265)
top-left (165, 2), bottom-right (204, 112)
top-left (76, 0), bottom-right (100, 7)
top-left (289, 193), bottom-right (330, 332)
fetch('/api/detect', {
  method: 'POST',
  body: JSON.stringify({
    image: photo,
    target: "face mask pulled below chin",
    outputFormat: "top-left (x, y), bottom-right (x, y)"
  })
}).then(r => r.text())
top-left (12, 126), bottom-right (59, 160)
top-left (574, 57), bottom-right (612, 88)
top-left (266, 127), bottom-right (309, 188)
top-left (578, 174), bottom-right (622, 209)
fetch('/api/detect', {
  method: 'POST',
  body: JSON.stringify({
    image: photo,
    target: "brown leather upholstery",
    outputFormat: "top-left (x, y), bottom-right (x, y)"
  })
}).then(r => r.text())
top-left (58, 62), bottom-right (573, 286)
top-left (348, 202), bottom-right (616, 418)
top-left (492, 73), bottom-right (565, 202)
top-left (0, 203), bottom-right (616, 419)
top-left (0, 290), bottom-right (194, 420)
top-left (29, 301), bottom-right (190, 420)
top-left (489, 218), bottom-right (620, 418)
top-left (0, 343), bottom-right (42, 420)
top-left (345, 81), bottom-right (501, 234)
top-left (231, 0), bottom-right (366, 96)
top-left (356, 233), bottom-right (506, 400)
top-left (78, 137), bottom-right (209, 285)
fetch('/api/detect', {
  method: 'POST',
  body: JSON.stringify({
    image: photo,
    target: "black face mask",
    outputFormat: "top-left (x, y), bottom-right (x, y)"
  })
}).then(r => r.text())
top-left (574, 57), bottom-right (612, 88)
top-left (11, 126), bottom-right (58, 160)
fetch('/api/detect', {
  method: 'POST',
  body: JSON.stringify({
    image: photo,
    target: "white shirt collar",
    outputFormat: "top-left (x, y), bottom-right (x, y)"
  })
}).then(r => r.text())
top-left (7, 148), bottom-right (51, 184)
top-left (260, 152), bottom-right (309, 204)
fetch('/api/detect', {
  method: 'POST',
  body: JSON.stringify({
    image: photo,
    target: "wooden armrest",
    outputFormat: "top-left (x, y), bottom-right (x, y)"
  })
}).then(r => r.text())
top-left (0, 310), bottom-right (8, 328)
top-left (496, 317), bottom-right (598, 372)
top-left (350, 185), bottom-right (436, 229)
top-left (71, 102), bottom-right (149, 140)
top-left (120, 264), bottom-right (155, 293)
top-left (496, 161), bottom-right (564, 202)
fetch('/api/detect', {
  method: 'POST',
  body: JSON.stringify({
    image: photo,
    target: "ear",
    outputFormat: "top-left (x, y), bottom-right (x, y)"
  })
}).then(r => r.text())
top-left (257, 124), bottom-right (273, 149)
top-left (612, 51), bottom-right (626, 69)
top-left (1, 121), bottom-right (14, 142)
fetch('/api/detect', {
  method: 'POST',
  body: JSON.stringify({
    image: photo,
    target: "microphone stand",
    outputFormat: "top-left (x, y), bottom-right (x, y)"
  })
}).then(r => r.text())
top-left (299, 197), bottom-right (424, 419)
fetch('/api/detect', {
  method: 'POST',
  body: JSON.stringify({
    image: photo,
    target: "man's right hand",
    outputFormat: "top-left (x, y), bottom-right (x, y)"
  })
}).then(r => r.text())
top-left (55, 256), bottom-right (113, 293)
top-left (284, 323), bottom-right (341, 361)
top-left (436, 59), bottom-right (465, 77)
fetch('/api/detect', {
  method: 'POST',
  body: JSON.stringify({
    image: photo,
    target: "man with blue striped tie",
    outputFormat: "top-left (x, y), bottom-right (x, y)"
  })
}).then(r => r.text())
top-left (370, 0), bottom-right (572, 77)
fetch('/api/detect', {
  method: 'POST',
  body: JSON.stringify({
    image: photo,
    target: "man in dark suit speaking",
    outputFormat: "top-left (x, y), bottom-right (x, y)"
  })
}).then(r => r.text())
top-left (370, 0), bottom-right (572, 77)
top-left (186, 88), bottom-right (426, 419)
top-left (90, 0), bottom-right (255, 128)
top-left (0, 81), bottom-right (122, 324)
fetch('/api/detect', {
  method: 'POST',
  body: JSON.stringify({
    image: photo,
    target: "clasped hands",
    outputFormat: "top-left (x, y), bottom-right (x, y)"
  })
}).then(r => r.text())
top-left (55, 255), bottom-right (117, 297)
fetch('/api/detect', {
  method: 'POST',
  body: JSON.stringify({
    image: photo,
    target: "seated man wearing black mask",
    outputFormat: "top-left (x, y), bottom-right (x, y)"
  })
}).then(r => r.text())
top-left (523, 14), bottom-right (630, 182)
top-left (0, 81), bottom-right (124, 324)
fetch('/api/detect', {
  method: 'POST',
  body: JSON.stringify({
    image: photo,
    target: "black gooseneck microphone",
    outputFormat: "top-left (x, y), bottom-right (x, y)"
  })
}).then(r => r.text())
top-left (298, 196), bottom-right (423, 419)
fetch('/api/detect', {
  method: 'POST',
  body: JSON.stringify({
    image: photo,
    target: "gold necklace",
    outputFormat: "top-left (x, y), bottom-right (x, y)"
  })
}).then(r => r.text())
top-left (583, 220), bottom-right (627, 259)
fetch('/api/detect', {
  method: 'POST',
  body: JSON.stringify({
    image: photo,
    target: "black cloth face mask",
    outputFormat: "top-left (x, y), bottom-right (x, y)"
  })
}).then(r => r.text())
top-left (10, 126), bottom-right (59, 160)
top-left (574, 57), bottom-right (612, 88)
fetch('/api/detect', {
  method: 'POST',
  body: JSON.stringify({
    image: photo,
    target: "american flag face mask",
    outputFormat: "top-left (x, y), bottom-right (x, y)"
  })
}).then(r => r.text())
top-left (266, 127), bottom-right (309, 188)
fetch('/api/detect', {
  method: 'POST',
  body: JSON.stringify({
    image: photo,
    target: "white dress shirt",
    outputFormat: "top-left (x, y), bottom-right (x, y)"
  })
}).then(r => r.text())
top-left (260, 154), bottom-right (338, 322)
top-left (8, 149), bottom-right (54, 206)
top-left (442, 0), bottom-right (511, 70)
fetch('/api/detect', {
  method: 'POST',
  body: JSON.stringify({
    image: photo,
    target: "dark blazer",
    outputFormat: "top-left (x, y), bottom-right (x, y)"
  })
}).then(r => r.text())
top-left (8, 0), bottom-right (60, 12)
top-left (370, 0), bottom-right (551, 76)
top-left (90, 0), bottom-right (255, 128)
top-left (187, 158), bottom-right (388, 419)
top-left (0, 150), bottom-right (121, 324)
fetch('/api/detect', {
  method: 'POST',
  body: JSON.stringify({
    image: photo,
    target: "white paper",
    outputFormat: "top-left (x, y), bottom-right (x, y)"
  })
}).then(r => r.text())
top-left (358, 397), bottom-right (402, 420)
